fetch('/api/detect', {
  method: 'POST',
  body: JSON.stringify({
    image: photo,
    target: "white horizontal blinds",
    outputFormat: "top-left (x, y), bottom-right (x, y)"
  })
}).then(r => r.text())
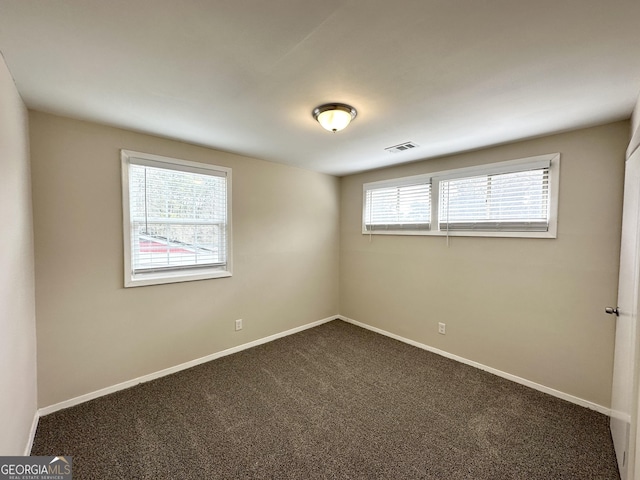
top-left (129, 162), bottom-right (227, 273)
top-left (364, 182), bottom-right (431, 231)
top-left (439, 166), bottom-right (550, 232)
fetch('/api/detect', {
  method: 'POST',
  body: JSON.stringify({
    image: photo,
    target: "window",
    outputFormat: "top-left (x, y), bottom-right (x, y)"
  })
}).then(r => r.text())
top-left (363, 174), bottom-right (431, 233)
top-left (362, 153), bottom-right (559, 238)
top-left (121, 150), bottom-right (232, 287)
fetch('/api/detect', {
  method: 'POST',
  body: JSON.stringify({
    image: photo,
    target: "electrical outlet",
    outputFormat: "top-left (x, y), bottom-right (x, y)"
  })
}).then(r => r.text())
top-left (235, 319), bottom-right (243, 331)
top-left (438, 322), bottom-right (446, 335)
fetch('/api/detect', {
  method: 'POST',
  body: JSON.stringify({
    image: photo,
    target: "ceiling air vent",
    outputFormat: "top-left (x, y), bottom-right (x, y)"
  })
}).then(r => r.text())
top-left (385, 141), bottom-right (419, 154)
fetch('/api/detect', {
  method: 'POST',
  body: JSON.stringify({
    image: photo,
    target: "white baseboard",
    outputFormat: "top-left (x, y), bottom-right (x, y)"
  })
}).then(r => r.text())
top-left (338, 315), bottom-right (611, 416)
top-left (39, 315), bottom-right (338, 417)
top-left (24, 410), bottom-right (39, 456)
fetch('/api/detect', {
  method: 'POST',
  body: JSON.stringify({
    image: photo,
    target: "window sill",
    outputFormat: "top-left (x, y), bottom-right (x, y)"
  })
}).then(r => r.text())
top-left (361, 229), bottom-right (557, 239)
top-left (124, 268), bottom-right (232, 288)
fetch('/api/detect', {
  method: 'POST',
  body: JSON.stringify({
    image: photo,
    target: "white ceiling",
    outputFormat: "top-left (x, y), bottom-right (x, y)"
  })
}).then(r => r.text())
top-left (1, 0), bottom-right (640, 176)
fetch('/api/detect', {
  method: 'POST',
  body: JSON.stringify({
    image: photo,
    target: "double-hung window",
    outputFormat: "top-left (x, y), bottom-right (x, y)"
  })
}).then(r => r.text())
top-left (121, 150), bottom-right (232, 287)
top-left (363, 153), bottom-right (559, 238)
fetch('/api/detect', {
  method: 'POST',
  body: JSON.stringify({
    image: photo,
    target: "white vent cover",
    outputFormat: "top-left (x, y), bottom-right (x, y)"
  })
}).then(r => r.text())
top-left (385, 141), bottom-right (419, 154)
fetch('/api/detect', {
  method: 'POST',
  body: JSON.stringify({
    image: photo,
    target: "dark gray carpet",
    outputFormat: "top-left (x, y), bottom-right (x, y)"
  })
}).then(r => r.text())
top-left (32, 320), bottom-right (620, 479)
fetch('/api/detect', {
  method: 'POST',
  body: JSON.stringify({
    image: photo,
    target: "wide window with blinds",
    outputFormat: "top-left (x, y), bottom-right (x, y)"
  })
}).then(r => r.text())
top-left (362, 154), bottom-right (559, 238)
top-left (363, 174), bottom-right (432, 233)
top-left (121, 150), bottom-right (232, 287)
top-left (439, 160), bottom-right (551, 232)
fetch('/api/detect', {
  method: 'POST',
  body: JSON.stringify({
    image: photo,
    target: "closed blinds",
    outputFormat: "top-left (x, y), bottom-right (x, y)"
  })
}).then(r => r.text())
top-left (364, 182), bottom-right (431, 231)
top-left (128, 161), bottom-right (228, 273)
top-left (438, 165), bottom-right (550, 232)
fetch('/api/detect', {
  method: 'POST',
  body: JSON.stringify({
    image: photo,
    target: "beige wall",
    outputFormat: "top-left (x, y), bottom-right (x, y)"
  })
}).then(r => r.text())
top-left (0, 56), bottom-right (37, 454)
top-left (340, 122), bottom-right (629, 408)
top-left (632, 94), bottom-right (640, 156)
top-left (633, 93), bottom-right (640, 138)
top-left (30, 112), bottom-right (340, 408)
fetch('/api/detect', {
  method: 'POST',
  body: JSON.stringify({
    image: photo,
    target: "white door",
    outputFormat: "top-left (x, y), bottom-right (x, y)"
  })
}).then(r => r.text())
top-left (611, 147), bottom-right (640, 480)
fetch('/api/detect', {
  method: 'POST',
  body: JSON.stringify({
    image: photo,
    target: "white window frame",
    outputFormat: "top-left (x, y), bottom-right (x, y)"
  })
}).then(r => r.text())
top-left (362, 153), bottom-right (560, 238)
top-left (121, 150), bottom-right (232, 287)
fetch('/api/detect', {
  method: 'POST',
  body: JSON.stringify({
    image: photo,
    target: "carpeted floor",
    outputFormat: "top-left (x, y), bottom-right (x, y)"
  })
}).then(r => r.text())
top-left (32, 320), bottom-right (620, 479)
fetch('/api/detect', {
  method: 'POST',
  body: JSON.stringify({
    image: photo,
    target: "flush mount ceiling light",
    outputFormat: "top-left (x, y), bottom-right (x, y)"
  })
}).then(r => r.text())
top-left (312, 103), bottom-right (357, 132)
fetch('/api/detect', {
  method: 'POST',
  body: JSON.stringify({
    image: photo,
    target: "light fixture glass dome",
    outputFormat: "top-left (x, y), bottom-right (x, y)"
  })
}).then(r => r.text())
top-left (312, 103), bottom-right (357, 132)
